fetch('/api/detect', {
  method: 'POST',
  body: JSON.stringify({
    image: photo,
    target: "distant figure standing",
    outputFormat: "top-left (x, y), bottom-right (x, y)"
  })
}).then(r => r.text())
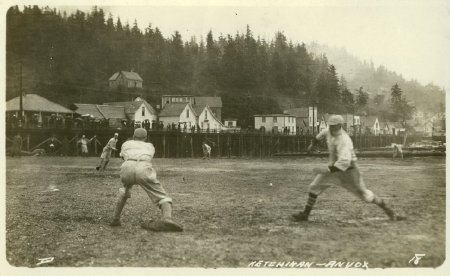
top-left (392, 143), bottom-right (404, 160)
top-left (202, 141), bottom-right (211, 160)
top-left (11, 133), bottom-right (22, 157)
top-left (47, 135), bottom-right (58, 156)
top-left (96, 133), bottom-right (119, 171)
top-left (78, 135), bottom-right (94, 157)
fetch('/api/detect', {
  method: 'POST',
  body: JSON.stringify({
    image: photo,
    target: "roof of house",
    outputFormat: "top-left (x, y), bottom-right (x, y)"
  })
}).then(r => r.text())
top-left (194, 96), bottom-right (222, 108)
top-left (96, 105), bottom-right (127, 119)
top-left (224, 118), bottom-right (238, 121)
top-left (72, 104), bottom-right (126, 119)
top-left (386, 121), bottom-right (405, 129)
top-left (284, 107), bottom-right (309, 118)
top-left (72, 103), bottom-right (104, 118)
top-left (109, 71), bottom-right (143, 82)
top-left (192, 105), bottom-right (206, 117)
top-left (104, 100), bottom-right (156, 115)
top-left (6, 94), bottom-right (73, 114)
top-left (159, 103), bottom-right (191, 117)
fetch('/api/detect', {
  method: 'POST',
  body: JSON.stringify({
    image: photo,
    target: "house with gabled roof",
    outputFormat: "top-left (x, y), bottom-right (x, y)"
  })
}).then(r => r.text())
top-left (109, 70), bottom-right (143, 89)
top-left (161, 95), bottom-right (223, 121)
top-left (361, 116), bottom-right (381, 135)
top-left (196, 105), bottom-right (224, 131)
top-left (158, 103), bottom-right (197, 129)
top-left (104, 97), bottom-right (157, 126)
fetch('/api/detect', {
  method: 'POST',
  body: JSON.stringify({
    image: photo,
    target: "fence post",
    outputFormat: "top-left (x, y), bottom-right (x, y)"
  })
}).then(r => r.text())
top-left (94, 135), bottom-right (98, 155)
top-left (163, 134), bottom-right (166, 158)
top-left (190, 135), bottom-right (194, 158)
top-left (176, 133), bottom-right (179, 158)
top-left (217, 132), bottom-right (221, 158)
top-left (27, 134), bottom-right (30, 151)
top-left (74, 134), bottom-right (78, 156)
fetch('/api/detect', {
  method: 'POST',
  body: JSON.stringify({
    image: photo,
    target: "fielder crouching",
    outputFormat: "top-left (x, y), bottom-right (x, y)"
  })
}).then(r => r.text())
top-left (110, 128), bottom-right (183, 232)
top-left (292, 115), bottom-right (406, 222)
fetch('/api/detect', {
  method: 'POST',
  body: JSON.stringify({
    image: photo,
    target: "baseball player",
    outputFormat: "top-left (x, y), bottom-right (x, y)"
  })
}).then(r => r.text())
top-left (202, 141), bottom-right (211, 159)
top-left (392, 143), bottom-right (404, 160)
top-left (96, 133), bottom-right (119, 171)
top-left (292, 115), bottom-right (406, 222)
top-left (77, 135), bottom-right (94, 157)
top-left (110, 128), bottom-right (183, 232)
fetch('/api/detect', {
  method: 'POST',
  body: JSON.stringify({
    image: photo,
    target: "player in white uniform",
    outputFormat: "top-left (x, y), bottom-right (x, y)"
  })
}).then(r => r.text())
top-left (202, 141), bottom-right (211, 159)
top-left (96, 133), bottom-right (119, 171)
top-left (78, 135), bottom-right (94, 157)
top-left (292, 115), bottom-right (406, 222)
top-left (110, 128), bottom-right (183, 232)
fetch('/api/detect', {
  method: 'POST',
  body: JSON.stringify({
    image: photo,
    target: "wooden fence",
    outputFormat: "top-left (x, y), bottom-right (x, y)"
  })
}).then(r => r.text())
top-left (5, 128), bottom-right (434, 158)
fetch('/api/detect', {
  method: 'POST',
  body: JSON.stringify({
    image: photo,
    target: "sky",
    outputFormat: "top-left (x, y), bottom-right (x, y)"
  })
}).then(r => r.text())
top-left (7, 0), bottom-right (450, 90)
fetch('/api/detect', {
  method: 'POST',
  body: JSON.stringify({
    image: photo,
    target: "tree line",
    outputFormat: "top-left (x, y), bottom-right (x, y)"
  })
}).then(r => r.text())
top-left (6, 6), bottom-right (429, 126)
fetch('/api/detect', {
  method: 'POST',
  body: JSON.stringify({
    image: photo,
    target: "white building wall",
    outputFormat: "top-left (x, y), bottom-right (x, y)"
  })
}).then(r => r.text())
top-left (178, 105), bottom-right (197, 128)
top-left (255, 116), bottom-right (296, 134)
top-left (133, 103), bottom-right (157, 126)
top-left (198, 107), bottom-right (223, 131)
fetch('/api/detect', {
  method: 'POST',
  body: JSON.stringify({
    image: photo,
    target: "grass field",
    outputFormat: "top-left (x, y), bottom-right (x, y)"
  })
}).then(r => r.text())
top-left (5, 156), bottom-right (446, 268)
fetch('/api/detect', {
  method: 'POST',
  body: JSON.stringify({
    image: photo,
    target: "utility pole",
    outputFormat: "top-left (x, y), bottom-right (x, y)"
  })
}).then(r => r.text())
top-left (19, 62), bottom-right (23, 120)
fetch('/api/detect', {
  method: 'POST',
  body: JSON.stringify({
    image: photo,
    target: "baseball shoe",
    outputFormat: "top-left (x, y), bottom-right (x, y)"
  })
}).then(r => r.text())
top-left (291, 211), bottom-right (309, 222)
top-left (141, 219), bottom-right (183, 232)
top-left (109, 219), bottom-right (121, 227)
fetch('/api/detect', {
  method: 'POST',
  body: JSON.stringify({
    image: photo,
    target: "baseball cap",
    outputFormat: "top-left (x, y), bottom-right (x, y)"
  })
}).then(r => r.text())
top-left (114, 133), bottom-right (119, 136)
top-left (133, 128), bottom-right (147, 139)
top-left (328, 115), bottom-right (344, 126)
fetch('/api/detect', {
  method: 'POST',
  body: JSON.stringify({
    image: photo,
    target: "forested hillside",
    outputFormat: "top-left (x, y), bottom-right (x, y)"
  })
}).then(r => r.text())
top-left (6, 6), bottom-right (444, 125)
top-left (307, 42), bottom-right (445, 114)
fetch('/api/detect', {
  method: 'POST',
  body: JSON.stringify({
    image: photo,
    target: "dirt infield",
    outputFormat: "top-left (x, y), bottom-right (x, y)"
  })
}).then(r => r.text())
top-left (5, 156), bottom-right (446, 268)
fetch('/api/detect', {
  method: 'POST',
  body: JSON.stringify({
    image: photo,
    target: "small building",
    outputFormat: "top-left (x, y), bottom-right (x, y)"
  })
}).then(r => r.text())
top-left (109, 71), bottom-right (143, 89)
top-left (284, 107), bottom-right (309, 133)
top-left (6, 94), bottom-right (73, 127)
top-left (362, 116), bottom-right (381, 135)
top-left (195, 105), bottom-right (224, 131)
top-left (104, 97), bottom-right (157, 127)
top-left (224, 118), bottom-right (238, 128)
top-left (158, 103), bottom-right (197, 129)
top-left (254, 114), bottom-right (296, 134)
top-left (161, 95), bottom-right (223, 121)
top-left (194, 96), bottom-right (223, 121)
top-left (385, 121), bottom-right (406, 136)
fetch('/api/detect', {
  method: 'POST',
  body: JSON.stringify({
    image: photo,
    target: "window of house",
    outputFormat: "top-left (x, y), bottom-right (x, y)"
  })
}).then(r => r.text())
top-left (142, 107), bottom-right (145, 116)
top-left (228, 122), bottom-right (233, 127)
top-left (186, 109), bottom-right (189, 118)
top-left (262, 117), bottom-right (266, 123)
top-left (273, 117), bottom-right (277, 123)
top-left (205, 110), bottom-right (208, 120)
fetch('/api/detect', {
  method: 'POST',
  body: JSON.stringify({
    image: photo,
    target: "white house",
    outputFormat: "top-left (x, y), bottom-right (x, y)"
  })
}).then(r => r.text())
top-left (158, 103), bottom-right (197, 129)
top-left (104, 97), bottom-right (157, 127)
top-left (362, 116), bottom-right (381, 135)
top-left (254, 114), bottom-right (296, 134)
top-left (195, 105), bottom-right (224, 131)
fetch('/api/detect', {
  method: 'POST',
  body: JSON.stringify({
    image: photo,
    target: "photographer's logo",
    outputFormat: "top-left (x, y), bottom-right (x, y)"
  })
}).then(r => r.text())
top-left (409, 254), bottom-right (425, 265)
